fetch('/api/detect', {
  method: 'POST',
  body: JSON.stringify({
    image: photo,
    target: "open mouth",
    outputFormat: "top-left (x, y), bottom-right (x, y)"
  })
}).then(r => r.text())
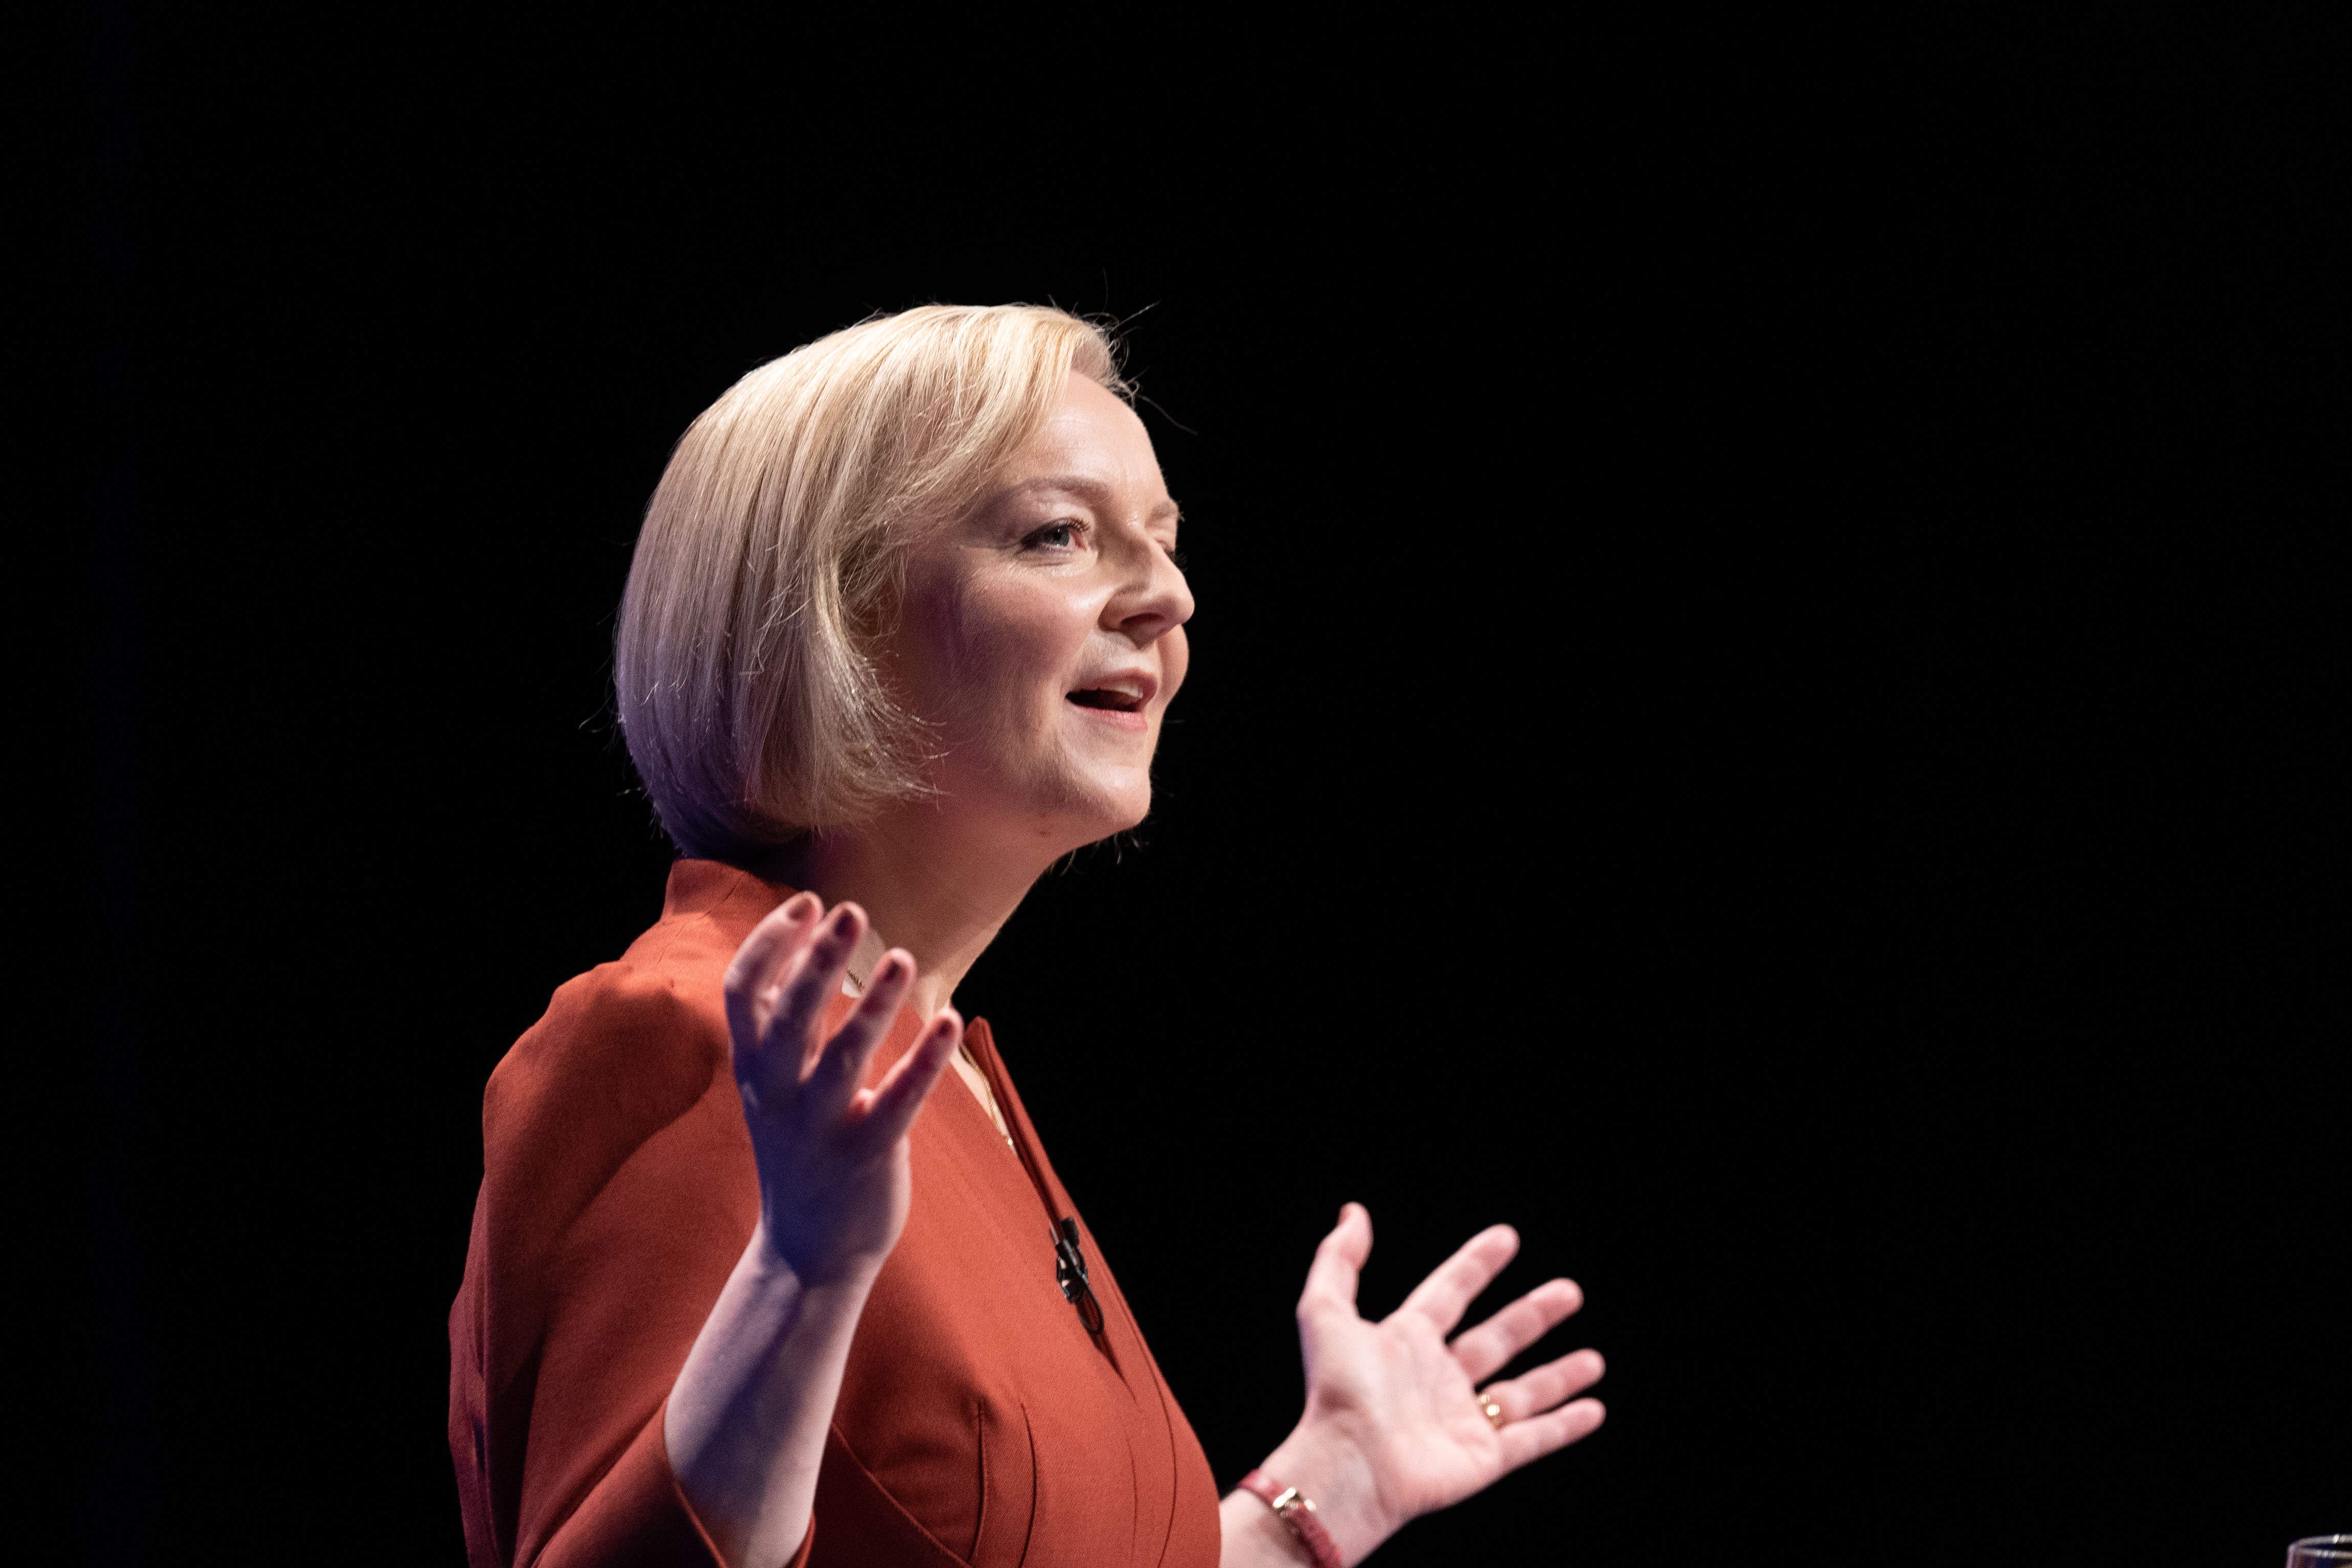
top-left (1066, 689), bottom-right (1146, 714)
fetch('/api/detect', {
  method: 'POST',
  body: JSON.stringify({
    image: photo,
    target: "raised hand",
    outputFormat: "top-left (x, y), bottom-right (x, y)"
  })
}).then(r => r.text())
top-left (721, 893), bottom-right (963, 1287)
top-left (1270, 1204), bottom-right (1604, 1560)
top-left (668, 897), bottom-right (965, 1566)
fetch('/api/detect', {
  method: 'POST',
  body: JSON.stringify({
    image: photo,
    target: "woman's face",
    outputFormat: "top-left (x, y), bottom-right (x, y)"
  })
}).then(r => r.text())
top-left (884, 373), bottom-right (1194, 855)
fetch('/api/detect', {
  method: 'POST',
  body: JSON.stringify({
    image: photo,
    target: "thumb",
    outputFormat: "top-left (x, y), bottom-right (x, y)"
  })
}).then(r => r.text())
top-left (1298, 1202), bottom-right (1373, 1319)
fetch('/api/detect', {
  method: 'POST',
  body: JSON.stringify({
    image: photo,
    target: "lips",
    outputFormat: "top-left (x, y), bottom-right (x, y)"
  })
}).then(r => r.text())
top-left (1065, 668), bottom-right (1157, 733)
top-left (1065, 670), bottom-right (1157, 714)
top-left (1066, 688), bottom-right (1145, 713)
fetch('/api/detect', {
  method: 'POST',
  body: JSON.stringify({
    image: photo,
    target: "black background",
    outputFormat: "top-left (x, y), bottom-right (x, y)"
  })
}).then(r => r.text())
top-left (68, 15), bottom-right (2344, 1567)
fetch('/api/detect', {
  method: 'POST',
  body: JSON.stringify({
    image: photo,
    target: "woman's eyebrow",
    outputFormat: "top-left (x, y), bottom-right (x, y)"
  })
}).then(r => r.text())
top-left (998, 474), bottom-right (1115, 505)
top-left (996, 476), bottom-right (1181, 526)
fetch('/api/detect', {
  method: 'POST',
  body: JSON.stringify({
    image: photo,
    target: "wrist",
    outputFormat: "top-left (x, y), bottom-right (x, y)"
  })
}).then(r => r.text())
top-left (747, 1218), bottom-right (886, 1297)
top-left (1251, 1419), bottom-right (1393, 1567)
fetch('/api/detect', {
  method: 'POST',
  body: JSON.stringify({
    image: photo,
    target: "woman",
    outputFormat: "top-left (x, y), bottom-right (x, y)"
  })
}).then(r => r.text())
top-left (449, 305), bottom-right (1605, 1568)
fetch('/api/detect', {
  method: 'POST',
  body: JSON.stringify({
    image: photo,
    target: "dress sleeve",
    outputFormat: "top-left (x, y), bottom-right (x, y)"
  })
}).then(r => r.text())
top-left (450, 961), bottom-right (804, 1568)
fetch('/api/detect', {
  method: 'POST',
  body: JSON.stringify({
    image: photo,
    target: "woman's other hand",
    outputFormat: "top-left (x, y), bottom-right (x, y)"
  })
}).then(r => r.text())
top-left (667, 896), bottom-right (961, 1566)
top-left (722, 893), bottom-right (963, 1287)
top-left (1244, 1204), bottom-right (1604, 1563)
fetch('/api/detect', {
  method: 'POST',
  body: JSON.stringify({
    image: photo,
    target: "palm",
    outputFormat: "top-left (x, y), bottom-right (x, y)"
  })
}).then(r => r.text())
top-left (1294, 1206), bottom-right (1604, 1533)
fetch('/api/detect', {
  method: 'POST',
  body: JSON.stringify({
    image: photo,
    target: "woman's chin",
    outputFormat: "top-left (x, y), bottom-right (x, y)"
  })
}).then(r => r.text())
top-left (1063, 798), bottom-right (1151, 850)
top-left (1046, 772), bottom-right (1154, 849)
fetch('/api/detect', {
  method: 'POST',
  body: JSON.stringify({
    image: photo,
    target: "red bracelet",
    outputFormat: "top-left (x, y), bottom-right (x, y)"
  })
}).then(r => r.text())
top-left (1238, 1469), bottom-right (1344, 1568)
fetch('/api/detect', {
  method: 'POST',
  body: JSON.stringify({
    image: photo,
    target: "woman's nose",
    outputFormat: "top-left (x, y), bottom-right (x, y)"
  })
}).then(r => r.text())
top-left (1105, 536), bottom-right (1194, 646)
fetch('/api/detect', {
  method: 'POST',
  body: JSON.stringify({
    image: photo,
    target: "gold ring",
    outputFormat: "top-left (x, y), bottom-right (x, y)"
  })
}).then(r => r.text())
top-left (1476, 1390), bottom-right (1505, 1429)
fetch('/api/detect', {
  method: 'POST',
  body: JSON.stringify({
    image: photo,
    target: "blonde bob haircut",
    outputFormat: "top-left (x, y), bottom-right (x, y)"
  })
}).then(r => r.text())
top-left (616, 304), bottom-right (1129, 864)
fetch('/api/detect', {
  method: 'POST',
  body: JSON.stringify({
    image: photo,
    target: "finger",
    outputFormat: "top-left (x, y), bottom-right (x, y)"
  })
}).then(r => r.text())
top-left (760, 902), bottom-right (866, 1077)
top-left (1392, 1224), bottom-right (1519, 1335)
top-left (722, 893), bottom-right (822, 1057)
top-left (1448, 1277), bottom-right (1585, 1383)
top-left (1498, 1397), bottom-right (1605, 1471)
top-left (1297, 1203), bottom-right (1373, 1321)
top-left (743, 947), bottom-right (816, 1101)
top-left (1482, 1348), bottom-right (1604, 1423)
top-left (853, 1009), bottom-right (963, 1154)
top-left (803, 947), bottom-right (919, 1120)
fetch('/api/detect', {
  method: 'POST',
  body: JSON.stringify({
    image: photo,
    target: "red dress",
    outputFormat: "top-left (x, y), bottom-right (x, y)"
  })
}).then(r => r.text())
top-left (448, 859), bottom-right (1223, 1567)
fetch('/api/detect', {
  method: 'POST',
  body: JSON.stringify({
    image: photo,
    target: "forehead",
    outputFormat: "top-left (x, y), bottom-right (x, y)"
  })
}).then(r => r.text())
top-left (1002, 376), bottom-right (1167, 495)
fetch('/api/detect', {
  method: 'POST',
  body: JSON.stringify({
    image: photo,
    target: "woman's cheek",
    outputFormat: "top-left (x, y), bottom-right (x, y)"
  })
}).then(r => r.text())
top-left (949, 597), bottom-right (1047, 733)
top-left (1003, 584), bottom-right (1089, 677)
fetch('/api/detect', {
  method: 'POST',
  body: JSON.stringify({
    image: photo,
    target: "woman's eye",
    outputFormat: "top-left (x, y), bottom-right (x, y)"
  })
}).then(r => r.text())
top-left (1026, 522), bottom-right (1083, 550)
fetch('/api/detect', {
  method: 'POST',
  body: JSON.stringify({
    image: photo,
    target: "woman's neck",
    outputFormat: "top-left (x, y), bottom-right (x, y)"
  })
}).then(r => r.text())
top-left (755, 809), bottom-right (1058, 1022)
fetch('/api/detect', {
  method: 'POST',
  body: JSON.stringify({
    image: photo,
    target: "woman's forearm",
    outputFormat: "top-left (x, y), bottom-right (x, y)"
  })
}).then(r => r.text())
top-left (665, 1221), bottom-right (875, 1568)
top-left (1218, 1421), bottom-right (1393, 1568)
top-left (1222, 1489), bottom-right (1311, 1567)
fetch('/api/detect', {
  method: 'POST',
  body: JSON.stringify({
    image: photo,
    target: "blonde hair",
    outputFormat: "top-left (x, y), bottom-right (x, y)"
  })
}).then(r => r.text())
top-left (616, 304), bottom-right (1128, 862)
